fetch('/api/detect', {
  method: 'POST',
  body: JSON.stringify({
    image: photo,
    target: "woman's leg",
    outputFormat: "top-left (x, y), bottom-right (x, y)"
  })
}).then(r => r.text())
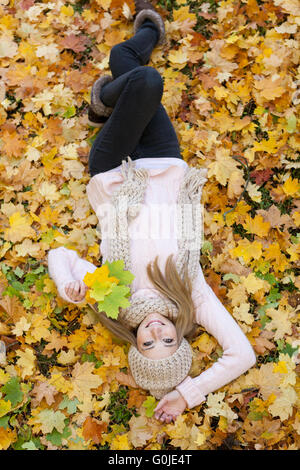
top-left (88, 20), bottom-right (182, 177)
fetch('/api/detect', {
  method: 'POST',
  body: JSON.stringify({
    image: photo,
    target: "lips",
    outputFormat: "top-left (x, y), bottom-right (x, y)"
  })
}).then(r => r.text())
top-left (146, 320), bottom-right (164, 328)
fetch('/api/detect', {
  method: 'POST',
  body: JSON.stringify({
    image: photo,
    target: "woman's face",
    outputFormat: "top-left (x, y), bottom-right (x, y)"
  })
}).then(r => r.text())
top-left (136, 313), bottom-right (178, 359)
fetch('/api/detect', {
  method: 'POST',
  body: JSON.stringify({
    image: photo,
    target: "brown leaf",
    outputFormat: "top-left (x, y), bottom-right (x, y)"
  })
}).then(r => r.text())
top-left (127, 389), bottom-right (146, 409)
top-left (115, 371), bottom-right (138, 388)
top-left (59, 34), bottom-right (89, 53)
top-left (31, 381), bottom-right (58, 406)
top-left (82, 416), bottom-right (107, 444)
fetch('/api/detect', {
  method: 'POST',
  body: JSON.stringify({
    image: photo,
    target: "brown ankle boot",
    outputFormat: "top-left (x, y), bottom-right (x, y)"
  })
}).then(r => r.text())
top-left (133, 1), bottom-right (166, 46)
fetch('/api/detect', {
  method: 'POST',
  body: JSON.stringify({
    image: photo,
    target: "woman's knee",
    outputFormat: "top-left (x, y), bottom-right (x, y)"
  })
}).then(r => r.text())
top-left (109, 44), bottom-right (123, 69)
top-left (130, 66), bottom-right (163, 97)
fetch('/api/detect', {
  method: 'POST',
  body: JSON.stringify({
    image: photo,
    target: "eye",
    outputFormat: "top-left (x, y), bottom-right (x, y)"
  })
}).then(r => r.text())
top-left (143, 341), bottom-right (153, 347)
top-left (163, 338), bottom-right (174, 344)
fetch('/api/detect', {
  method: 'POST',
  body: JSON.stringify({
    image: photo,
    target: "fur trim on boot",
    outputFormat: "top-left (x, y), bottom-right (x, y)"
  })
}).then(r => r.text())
top-left (87, 107), bottom-right (110, 128)
top-left (90, 74), bottom-right (114, 117)
top-left (133, 9), bottom-right (166, 46)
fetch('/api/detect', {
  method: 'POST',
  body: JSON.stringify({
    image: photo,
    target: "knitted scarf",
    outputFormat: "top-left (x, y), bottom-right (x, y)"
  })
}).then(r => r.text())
top-left (101, 156), bottom-right (208, 329)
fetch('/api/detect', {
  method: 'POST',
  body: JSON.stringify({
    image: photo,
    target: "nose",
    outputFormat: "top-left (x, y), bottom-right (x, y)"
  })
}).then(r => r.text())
top-left (150, 325), bottom-right (163, 340)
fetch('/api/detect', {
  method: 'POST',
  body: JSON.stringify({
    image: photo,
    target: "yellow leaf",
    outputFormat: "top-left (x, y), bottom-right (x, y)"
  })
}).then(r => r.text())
top-left (282, 176), bottom-right (300, 196)
top-left (243, 214), bottom-right (271, 237)
top-left (11, 316), bottom-right (31, 336)
top-left (205, 392), bottom-right (238, 423)
top-left (16, 348), bottom-right (36, 379)
top-left (230, 240), bottom-right (263, 263)
top-left (273, 361), bottom-right (288, 374)
top-left (0, 398), bottom-right (11, 418)
top-left (168, 49), bottom-right (189, 68)
top-left (70, 361), bottom-right (102, 402)
top-left (4, 212), bottom-right (36, 243)
top-left (0, 427), bottom-right (17, 450)
top-left (48, 373), bottom-right (74, 394)
top-left (207, 148), bottom-right (240, 186)
top-left (268, 386), bottom-right (297, 421)
top-left (192, 332), bottom-right (216, 354)
top-left (57, 349), bottom-right (79, 365)
top-left (60, 5), bottom-right (74, 16)
top-left (111, 433), bottom-right (131, 450)
top-left (194, 431), bottom-right (206, 446)
top-left (241, 272), bottom-right (267, 295)
top-left (67, 329), bottom-right (89, 350)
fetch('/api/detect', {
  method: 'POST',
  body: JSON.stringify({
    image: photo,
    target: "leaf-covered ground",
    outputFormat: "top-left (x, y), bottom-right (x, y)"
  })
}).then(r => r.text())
top-left (0, 0), bottom-right (299, 451)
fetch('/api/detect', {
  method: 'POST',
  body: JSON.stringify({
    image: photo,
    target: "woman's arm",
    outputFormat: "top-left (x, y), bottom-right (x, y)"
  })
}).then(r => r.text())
top-left (47, 246), bottom-right (97, 304)
top-left (175, 267), bottom-right (257, 409)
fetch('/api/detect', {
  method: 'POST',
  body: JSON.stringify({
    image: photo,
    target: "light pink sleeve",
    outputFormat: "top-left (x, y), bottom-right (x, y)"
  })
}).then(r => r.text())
top-left (176, 266), bottom-right (257, 409)
top-left (47, 247), bottom-right (97, 304)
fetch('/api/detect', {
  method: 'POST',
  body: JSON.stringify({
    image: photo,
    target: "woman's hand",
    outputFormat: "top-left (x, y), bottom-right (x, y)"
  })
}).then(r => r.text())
top-left (64, 280), bottom-right (88, 302)
top-left (154, 390), bottom-right (187, 423)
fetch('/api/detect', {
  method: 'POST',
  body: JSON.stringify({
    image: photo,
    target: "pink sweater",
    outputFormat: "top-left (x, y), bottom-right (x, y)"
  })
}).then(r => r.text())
top-left (48, 157), bottom-right (256, 409)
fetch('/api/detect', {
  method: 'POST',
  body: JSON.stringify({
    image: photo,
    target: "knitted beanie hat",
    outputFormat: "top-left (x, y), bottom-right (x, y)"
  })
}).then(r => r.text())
top-left (128, 338), bottom-right (193, 399)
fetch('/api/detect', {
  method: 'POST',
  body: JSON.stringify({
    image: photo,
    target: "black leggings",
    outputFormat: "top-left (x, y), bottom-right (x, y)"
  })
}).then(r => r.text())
top-left (88, 19), bottom-right (182, 176)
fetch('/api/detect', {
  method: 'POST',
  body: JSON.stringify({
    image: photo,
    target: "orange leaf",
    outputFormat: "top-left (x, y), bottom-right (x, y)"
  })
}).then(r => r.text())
top-left (82, 416), bottom-right (107, 444)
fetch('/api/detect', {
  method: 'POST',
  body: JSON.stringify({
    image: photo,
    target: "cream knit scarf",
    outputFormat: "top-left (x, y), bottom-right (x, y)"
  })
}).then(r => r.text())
top-left (103, 156), bottom-right (208, 329)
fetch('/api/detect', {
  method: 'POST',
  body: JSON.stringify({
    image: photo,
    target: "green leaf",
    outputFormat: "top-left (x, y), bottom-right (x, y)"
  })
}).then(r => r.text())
top-left (58, 397), bottom-right (80, 414)
top-left (14, 266), bottom-right (24, 278)
top-left (1, 377), bottom-right (23, 407)
top-left (143, 396), bottom-right (157, 418)
top-left (201, 240), bottom-right (213, 253)
top-left (0, 415), bottom-right (10, 429)
top-left (277, 340), bottom-right (298, 358)
top-left (103, 260), bottom-right (135, 286)
top-left (22, 440), bottom-right (38, 450)
top-left (223, 273), bottom-right (240, 283)
top-left (89, 280), bottom-right (113, 302)
top-left (63, 105), bottom-right (76, 118)
top-left (46, 421), bottom-right (72, 446)
top-left (97, 284), bottom-right (131, 319)
top-left (37, 409), bottom-right (66, 434)
top-left (286, 113), bottom-right (296, 133)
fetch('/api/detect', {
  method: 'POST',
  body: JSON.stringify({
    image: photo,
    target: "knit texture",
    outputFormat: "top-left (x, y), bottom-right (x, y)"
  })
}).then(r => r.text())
top-left (128, 338), bottom-right (193, 399)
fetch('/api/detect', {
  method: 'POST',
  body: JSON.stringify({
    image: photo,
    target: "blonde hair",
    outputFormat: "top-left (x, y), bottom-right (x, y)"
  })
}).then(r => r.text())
top-left (90, 254), bottom-right (197, 347)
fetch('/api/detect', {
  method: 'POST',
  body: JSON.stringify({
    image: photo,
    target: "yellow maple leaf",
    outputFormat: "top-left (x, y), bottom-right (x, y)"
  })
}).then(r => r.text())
top-left (70, 361), bottom-right (102, 402)
top-left (4, 212), bottom-right (36, 243)
top-left (57, 349), bottom-right (79, 365)
top-left (48, 372), bottom-right (74, 394)
top-left (268, 386), bottom-right (298, 421)
top-left (264, 242), bottom-right (289, 272)
top-left (207, 148), bottom-right (240, 186)
top-left (0, 427), bottom-right (17, 450)
top-left (205, 391), bottom-right (238, 423)
top-left (282, 176), bottom-right (300, 196)
top-left (0, 398), bottom-right (11, 418)
top-left (192, 332), bottom-right (216, 354)
top-left (11, 316), bottom-right (31, 336)
top-left (241, 272), bottom-right (268, 295)
top-left (27, 314), bottom-right (51, 343)
top-left (243, 214), bottom-right (271, 237)
top-left (111, 433), bottom-right (132, 450)
top-left (67, 329), bottom-right (89, 350)
top-left (16, 348), bottom-right (36, 379)
top-left (265, 306), bottom-right (292, 341)
top-left (230, 239), bottom-right (263, 263)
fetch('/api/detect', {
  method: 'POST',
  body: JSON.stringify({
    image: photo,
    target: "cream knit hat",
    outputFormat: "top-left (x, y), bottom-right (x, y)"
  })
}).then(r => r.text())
top-left (128, 338), bottom-right (193, 399)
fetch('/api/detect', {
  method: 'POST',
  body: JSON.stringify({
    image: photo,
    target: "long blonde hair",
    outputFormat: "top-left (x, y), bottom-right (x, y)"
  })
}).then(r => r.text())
top-left (90, 254), bottom-right (197, 347)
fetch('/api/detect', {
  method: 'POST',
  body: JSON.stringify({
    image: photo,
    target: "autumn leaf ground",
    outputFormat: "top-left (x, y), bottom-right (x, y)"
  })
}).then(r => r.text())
top-left (0, 0), bottom-right (299, 451)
